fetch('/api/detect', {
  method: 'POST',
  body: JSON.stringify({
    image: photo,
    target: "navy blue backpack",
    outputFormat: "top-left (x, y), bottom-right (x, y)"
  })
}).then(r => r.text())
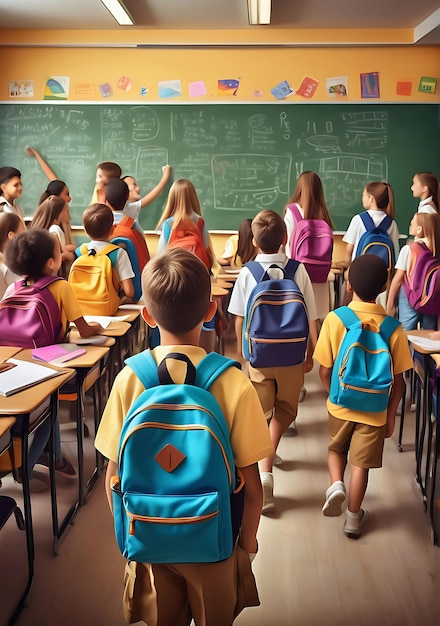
top-left (355, 212), bottom-right (395, 276)
top-left (242, 260), bottom-right (309, 368)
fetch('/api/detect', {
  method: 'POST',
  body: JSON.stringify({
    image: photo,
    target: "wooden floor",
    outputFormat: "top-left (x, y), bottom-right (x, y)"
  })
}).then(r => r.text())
top-left (1, 337), bottom-right (440, 626)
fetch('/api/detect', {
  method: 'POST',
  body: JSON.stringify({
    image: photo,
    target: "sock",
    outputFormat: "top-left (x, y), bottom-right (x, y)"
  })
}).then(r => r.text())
top-left (346, 509), bottom-right (361, 519)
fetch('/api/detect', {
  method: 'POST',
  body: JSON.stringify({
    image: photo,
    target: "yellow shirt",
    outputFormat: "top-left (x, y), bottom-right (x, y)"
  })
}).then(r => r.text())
top-left (313, 302), bottom-right (413, 426)
top-left (95, 345), bottom-right (273, 467)
top-left (47, 278), bottom-right (84, 335)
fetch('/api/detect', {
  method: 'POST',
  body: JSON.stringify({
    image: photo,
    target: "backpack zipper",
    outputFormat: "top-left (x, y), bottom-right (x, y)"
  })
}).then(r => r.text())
top-left (127, 508), bottom-right (219, 535)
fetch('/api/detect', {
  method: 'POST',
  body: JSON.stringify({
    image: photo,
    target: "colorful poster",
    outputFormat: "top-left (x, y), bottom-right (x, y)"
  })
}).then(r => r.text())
top-left (360, 72), bottom-right (380, 98)
top-left (44, 76), bottom-right (70, 100)
top-left (217, 79), bottom-right (240, 96)
top-left (270, 80), bottom-right (294, 100)
top-left (99, 83), bottom-right (113, 97)
top-left (396, 81), bottom-right (412, 96)
top-left (9, 80), bottom-right (34, 98)
top-left (418, 76), bottom-right (437, 94)
top-left (158, 80), bottom-right (182, 98)
top-left (296, 76), bottom-right (319, 99)
top-left (189, 80), bottom-right (208, 98)
top-left (75, 83), bottom-right (95, 97)
top-left (117, 75), bottom-right (133, 92)
top-left (326, 76), bottom-right (348, 97)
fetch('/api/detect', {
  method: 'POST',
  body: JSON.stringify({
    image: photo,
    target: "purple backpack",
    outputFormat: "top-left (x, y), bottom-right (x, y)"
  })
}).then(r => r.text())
top-left (0, 275), bottom-right (64, 348)
top-left (403, 241), bottom-right (440, 315)
top-left (287, 203), bottom-right (333, 283)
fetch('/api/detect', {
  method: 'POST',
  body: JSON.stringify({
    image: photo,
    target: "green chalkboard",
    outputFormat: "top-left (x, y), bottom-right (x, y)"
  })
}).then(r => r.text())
top-left (0, 103), bottom-right (439, 232)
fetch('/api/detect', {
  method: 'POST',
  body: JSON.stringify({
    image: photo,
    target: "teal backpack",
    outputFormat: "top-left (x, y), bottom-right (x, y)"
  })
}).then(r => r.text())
top-left (111, 350), bottom-right (243, 564)
top-left (329, 307), bottom-right (400, 412)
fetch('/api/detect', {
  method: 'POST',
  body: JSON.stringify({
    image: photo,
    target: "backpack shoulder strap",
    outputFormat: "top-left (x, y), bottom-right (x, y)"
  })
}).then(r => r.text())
top-left (288, 203), bottom-right (303, 223)
top-left (284, 259), bottom-right (300, 279)
top-left (33, 275), bottom-right (62, 290)
top-left (195, 352), bottom-right (240, 390)
top-left (333, 306), bottom-right (361, 329)
top-left (359, 211), bottom-right (375, 230)
top-left (119, 216), bottom-right (134, 229)
top-left (78, 243), bottom-right (89, 256)
top-left (245, 261), bottom-right (266, 283)
top-left (125, 350), bottom-right (160, 389)
top-left (99, 243), bottom-right (120, 257)
top-left (379, 315), bottom-right (400, 342)
top-left (378, 215), bottom-right (392, 232)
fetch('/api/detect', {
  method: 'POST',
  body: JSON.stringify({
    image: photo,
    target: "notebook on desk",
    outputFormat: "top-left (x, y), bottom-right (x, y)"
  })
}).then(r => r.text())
top-left (0, 358), bottom-right (64, 397)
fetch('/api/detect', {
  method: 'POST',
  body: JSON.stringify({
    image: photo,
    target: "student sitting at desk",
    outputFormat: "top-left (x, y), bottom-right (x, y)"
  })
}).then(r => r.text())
top-left (0, 213), bottom-right (26, 299)
top-left (217, 218), bottom-right (256, 268)
top-left (0, 229), bottom-right (104, 491)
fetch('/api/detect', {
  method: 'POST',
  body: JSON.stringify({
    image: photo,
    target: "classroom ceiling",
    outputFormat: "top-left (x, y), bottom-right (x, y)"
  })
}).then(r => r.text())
top-left (0, 0), bottom-right (439, 44)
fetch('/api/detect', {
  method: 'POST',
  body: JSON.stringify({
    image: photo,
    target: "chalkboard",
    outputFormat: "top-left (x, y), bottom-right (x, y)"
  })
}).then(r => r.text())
top-left (0, 103), bottom-right (439, 232)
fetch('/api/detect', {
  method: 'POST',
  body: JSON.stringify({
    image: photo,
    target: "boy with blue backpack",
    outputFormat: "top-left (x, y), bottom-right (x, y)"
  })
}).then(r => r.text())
top-left (314, 255), bottom-right (413, 538)
top-left (228, 210), bottom-right (318, 513)
top-left (95, 248), bottom-right (273, 626)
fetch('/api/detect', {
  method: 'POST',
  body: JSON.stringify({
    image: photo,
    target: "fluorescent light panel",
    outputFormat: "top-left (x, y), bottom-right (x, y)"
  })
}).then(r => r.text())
top-left (100, 0), bottom-right (134, 26)
top-left (248, 0), bottom-right (271, 25)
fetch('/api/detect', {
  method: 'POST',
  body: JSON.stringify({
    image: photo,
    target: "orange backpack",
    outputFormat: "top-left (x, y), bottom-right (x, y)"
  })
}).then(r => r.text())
top-left (166, 217), bottom-right (211, 270)
top-left (112, 216), bottom-right (150, 271)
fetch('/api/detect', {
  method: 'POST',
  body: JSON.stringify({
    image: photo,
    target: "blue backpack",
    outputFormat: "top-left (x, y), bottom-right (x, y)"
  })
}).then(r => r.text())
top-left (355, 212), bottom-right (395, 276)
top-left (243, 260), bottom-right (309, 368)
top-left (109, 235), bottom-right (142, 301)
top-left (329, 307), bottom-right (400, 412)
top-left (111, 350), bottom-right (243, 564)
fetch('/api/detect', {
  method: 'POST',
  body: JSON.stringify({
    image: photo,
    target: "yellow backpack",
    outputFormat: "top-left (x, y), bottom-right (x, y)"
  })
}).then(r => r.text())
top-left (69, 243), bottom-right (120, 315)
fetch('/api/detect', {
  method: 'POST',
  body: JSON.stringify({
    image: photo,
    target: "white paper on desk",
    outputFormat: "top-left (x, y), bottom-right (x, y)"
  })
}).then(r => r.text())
top-left (118, 303), bottom-right (144, 311)
top-left (0, 358), bottom-right (63, 397)
top-left (407, 335), bottom-right (440, 352)
top-left (83, 315), bottom-right (130, 327)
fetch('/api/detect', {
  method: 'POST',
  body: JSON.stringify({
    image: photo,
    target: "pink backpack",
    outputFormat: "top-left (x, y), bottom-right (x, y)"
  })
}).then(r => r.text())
top-left (403, 241), bottom-right (440, 315)
top-left (287, 203), bottom-right (333, 283)
top-left (0, 275), bottom-right (65, 348)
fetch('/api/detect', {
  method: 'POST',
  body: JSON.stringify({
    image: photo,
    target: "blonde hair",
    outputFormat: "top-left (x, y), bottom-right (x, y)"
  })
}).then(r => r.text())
top-left (156, 179), bottom-right (202, 230)
top-left (30, 195), bottom-right (67, 231)
top-left (285, 170), bottom-right (334, 228)
top-left (365, 181), bottom-right (395, 219)
top-left (414, 212), bottom-right (440, 258)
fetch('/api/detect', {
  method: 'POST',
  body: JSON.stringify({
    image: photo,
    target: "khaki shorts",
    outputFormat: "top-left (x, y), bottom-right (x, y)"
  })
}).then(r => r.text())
top-left (122, 543), bottom-right (259, 626)
top-left (328, 414), bottom-right (386, 469)
top-left (248, 362), bottom-right (304, 426)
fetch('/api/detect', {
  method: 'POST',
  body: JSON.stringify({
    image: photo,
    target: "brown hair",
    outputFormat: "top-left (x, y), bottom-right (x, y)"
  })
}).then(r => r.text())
top-left (82, 203), bottom-right (114, 240)
top-left (5, 228), bottom-right (57, 279)
top-left (415, 172), bottom-right (439, 212)
top-left (156, 179), bottom-right (202, 230)
top-left (365, 181), bottom-right (395, 219)
top-left (0, 213), bottom-right (25, 252)
top-left (97, 162), bottom-right (122, 180)
top-left (30, 195), bottom-right (67, 231)
top-left (236, 218), bottom-right (256, 265)
top-left (251, 210), bottom-right (286, 253)
top-left (142, 248), bottom-right (211, 334)
top-left (285, 170), bottom-right (334, 228)
top-left (414, 212), bottom-right (440, 258)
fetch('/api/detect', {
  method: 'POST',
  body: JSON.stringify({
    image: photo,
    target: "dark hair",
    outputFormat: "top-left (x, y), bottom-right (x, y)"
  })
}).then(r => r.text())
top-left (236, 218), bottom-right (256, 264)
top-left (38, 179), bottom-right (68, 204)
top-left (98, 162), bottom-right (122, 179)
top-left (0, 167), bottom-right (21, 194)
top-left (251, 210), bottom-right (286, 253)
top-left (82, 203), bottom-right (114, 240)
top-left (104, 178), bottom-right (129, 211)
top-left (365, 181), bottom-right (395, 218)
top-left (142, 248), bottom-right (211, 334)
top-left (286, 170), bottom-right (334, 228)
top-left (348, 255), bottom-right (388, 301)
top-left (5, 228), bottom-right (57, 279)
top-left (0, 213), bottom-right (25, 252)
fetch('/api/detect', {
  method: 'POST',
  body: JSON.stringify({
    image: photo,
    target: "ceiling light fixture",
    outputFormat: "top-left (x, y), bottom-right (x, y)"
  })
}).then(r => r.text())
top-left (247, 0), bottom-right (272, 25)
top-left (100, 0), bottom-right (134, 26)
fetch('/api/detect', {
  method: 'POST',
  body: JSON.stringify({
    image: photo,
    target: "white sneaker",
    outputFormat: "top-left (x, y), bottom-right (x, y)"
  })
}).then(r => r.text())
top-left (299, 387), bottom-right (307, 403)
top-left (322, 480), bottom-right (346, 517)
top-left (287, 420), bottom-right (298, 436)
top-left (261, 472), bottom-right (274, 514)
top-left (273, 453), bottom-right (283, 466)
top-left (344, 509), bottom-right (369, 538)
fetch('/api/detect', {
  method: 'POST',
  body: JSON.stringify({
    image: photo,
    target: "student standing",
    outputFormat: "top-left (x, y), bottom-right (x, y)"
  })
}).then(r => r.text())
top-left (411, 171), bottom-right (440, 214)
top-left (0, 213), bottom-right (26, 298)
top-left (228, 210), bottom-right (318, 513)
top-left (95, 248), bottom-right (273, 626)
top-left (0, 167), bottom-right (25, 219)
top-left (314, 255), bottom-right (413, 538)
top-left (122, 165), bottom-right (171, 223)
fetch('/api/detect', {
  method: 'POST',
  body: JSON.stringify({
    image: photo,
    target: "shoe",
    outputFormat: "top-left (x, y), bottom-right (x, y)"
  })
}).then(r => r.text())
top-left (273, 453), bottom-right (283, 467)
top-left (299, 387), bottom-right (307, 403)
top-left (261, 472), bottom-right (274, 514)
top-left (344, 509), bottom-right (369, 539)
top-left (322, 480), bottom-right (346, 517)
top-left (287, 421), bottom-right (298, 436)
top-left (36, 453), bottom-right (76, 479)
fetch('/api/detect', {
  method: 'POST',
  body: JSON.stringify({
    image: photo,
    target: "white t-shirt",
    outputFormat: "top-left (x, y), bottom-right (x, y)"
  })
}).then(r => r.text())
top-left (0, 262), bottom-right (21, 299)
top-left (112, 209), bottom-right (144, 236)
top-left (343, 210), bottom-right (400, 261)
top-left (395, 236), bottom-right (430, 272)
top-left (418, 197), bottom-right (437, 214)
top-left (49, 224), bottom-right (67, 248)
top-left (228, 252), bottom-right (317, 323)
top-left (0, 197), bottom-right (25, 219)
top-left (123, 200), bottom-right (141, 221)
top-left (85, 240), bottom-right (135, 282)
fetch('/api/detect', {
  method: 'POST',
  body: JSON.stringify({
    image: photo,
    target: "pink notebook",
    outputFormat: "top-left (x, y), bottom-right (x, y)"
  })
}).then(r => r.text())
top-left (32, 345), bottom-right (86, 363)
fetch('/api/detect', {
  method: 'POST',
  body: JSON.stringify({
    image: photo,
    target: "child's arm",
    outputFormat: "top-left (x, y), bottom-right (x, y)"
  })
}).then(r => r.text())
top-left (386, 269), bottom-right (405, 316)
top-left (344, 243), bottom-right (354, 268)
top-left (234, 314), bottom-right (244, 360)
top-left (25, 146), bottom-right (58, 181)
top-left (73, 316), bottom-right (105, 337)
top-left (105, 460), bottom-right (117, 512)
top-left (119, 277), bottom-right (135, 302)
top-left (319, 364), bottom-right (332, 393)
top-left (139, 165), bottom-right (171, 209)
top-left (304, 318), bottom-right (318, 373)
top-left (238, 463), bottom-right (262, 554)
top-left (386, 372), bottom-right (405, 438)
top-left (217, 255), bottom-right (232, 266)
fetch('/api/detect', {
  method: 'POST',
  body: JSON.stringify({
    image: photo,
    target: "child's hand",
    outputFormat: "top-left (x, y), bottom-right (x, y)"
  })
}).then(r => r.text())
top-left (25, 146), bottom-right (36, 157)
top-left (88, 322), bottom-right (105, 335)
top-left (303, 354), bottom-right (314, 374)
top-left (162, 164), bottom-right (171, 177)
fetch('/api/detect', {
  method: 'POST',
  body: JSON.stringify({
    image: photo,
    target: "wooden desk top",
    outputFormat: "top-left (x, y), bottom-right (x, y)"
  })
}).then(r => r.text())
top-left (0, 416), bottom-right (16, 437)
top-left (19, 345), bottom-right (109, 371)
top-left (100, 321), bottom-right (132, 337)
top-left (406, 330), bottom-right (440, 355)
top-left (211, 284), bottom-right (229, 297)
top-left (115, 309), bottom-right (141, 323)
top-left (0, 347), bottom-right (22, 361)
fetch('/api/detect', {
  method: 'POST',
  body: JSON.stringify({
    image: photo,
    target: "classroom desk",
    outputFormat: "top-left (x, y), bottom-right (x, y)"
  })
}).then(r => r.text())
top-left (0, 355), bottom-right (73, 610)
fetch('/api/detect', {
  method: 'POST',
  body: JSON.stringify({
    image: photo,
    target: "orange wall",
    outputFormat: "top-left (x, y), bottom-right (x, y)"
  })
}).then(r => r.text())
top-left (0, 32), bottom-right (439, 102)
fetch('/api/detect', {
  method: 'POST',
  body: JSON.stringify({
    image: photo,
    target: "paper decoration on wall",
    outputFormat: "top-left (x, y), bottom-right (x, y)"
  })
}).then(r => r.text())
top-left (326, 76), bottom-right (348, 97)
top-left (360, 72), bottom-right (380, 98)
top-left (117, 76), bottom-right (133, 92)
top-left (189, 81), bottom-right (208, 98)
top-left (158, 80), bottom-right (182, 98)
top-left (418, 76), bottom-right (437, 94)
top-left (270, 80), bottom-right (294, 100)
top-left (396, 81), bottom-right (412, 96)
top-left (9, 80), bottom-right (34, 98)
top-left (140, 86), bottom-right (149, 96)
top-left (44, 76), bottom-right (70, 100)
top-left (296, 76), bottom-right (319, 99)
top-left (217, 79), bottom-right (240, 96)
top-left (75, 83), bottom-right (95, 97)
top-left (99, 83), bottom-right (113, 97)
top-left (254, 89), bottom-right (264, 97)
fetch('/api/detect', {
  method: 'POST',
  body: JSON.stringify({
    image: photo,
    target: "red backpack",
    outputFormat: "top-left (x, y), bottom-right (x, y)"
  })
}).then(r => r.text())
top-left (111, 216), bottom-right (150, 271)
top-left (165, 217), bottom-right (211, 270)
top-left (0, 275), bottom-right (65, 348)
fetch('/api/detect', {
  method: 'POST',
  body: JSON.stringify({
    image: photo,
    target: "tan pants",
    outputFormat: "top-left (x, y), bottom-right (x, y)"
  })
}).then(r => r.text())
top-left (248, 362), bottom-right (304, 425)
top-left (122, 543), bottom-right (259, 626)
